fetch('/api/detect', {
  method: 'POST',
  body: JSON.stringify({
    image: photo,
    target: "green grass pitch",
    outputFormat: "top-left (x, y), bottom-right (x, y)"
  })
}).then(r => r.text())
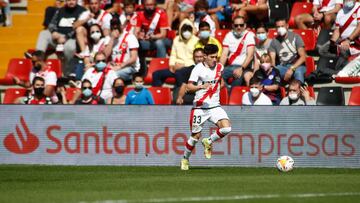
top-left (0, 165), bottom-right (359, 203)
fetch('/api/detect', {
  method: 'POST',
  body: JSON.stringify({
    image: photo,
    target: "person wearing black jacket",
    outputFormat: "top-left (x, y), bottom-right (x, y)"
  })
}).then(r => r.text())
top-left (35, 0), bottom-right (86, 75)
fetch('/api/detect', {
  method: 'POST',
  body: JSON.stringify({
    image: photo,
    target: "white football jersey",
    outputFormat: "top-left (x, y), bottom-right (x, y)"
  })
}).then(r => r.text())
top-left (222, 30), bottom-right (255, 66)
top-left (313, 0), bottom-right (342, 12)
top-left (189, 62), bottom-right (223, 108)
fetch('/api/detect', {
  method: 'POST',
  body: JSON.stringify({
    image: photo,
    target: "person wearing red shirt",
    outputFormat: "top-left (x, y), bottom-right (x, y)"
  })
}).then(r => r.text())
top-left (135, 0), bottom-right (172, 69)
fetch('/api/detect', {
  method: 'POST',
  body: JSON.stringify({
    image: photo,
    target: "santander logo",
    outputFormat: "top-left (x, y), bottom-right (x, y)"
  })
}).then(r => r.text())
top-left (3, 116), bottom-right (39, 154)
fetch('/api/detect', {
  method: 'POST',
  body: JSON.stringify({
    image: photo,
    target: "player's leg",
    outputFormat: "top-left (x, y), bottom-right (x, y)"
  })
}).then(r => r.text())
top-left (202, 107), bottom-right (231, 159)
top-left (181, 109), bottom-right (209, 170)
top-left (295, 13), bottom-right (314, 29)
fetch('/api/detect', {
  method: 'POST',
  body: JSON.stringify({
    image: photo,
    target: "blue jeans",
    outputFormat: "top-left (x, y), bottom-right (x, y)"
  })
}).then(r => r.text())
top-left (116, 67), bottom-right (137, 82)
top-left (152, 69), bottom-right (175, 86)
top-left (276, 64), bottom-right (306, 83)
top-left (139, 38), bottom-right (172, 58)
top-left (223, 65), bottom-right (245, 87)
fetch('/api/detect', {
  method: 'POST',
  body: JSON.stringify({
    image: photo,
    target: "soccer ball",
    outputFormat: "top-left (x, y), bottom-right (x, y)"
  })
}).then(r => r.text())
top-left (276, 155), bottom-right (294, 172)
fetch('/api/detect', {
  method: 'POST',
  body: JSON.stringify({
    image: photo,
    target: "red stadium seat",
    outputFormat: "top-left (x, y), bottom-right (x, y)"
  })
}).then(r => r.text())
top-left (280, 86), bottom-right (286, 98)
top-left (305, 56), bottom-right (315, 77)
top-left (220, 86), bottom-right (228, 105)
top-left (167, 30), bottom-right (177, 40)
top-left (335, 77), bottom-right (360, 84)
top-left (228, 86), bottom-right (249, 105)
top-left (0, 58), bottom-right (32, 85)
top-left (3, 88), bottom-right (28, 104)
top-left (124, 87), bottom-right (134, 96)
top-left (348, 86), bottom-right (360, 105)
top-left (148, 87), bottom-right (172, 104)
top-left (144, 58), bottom-right (175, 84)
top-left (293, 29), bottom-right (317, 51)
top-left (288, 2), bottom-right (313, 28)
top-left (65, 88), bottom-right (80, 102)
top-left (46, 59), bottom-right (62, 78)
top-left (267, 29), bottom-right (278, 39)
top-left (215, 29), bottom-right (230, 43)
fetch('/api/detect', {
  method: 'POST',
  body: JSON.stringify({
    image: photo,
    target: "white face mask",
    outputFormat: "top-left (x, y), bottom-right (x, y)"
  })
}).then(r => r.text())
top-left (289, 93), bottom-right (299, 101)
top-left (277, 27), bottom-right (287, 36)
top-left (250, 88), bottom-right (260, 98)
top-left (182, 31), bottom-right (192, 40)
top-left (91, 32), bottom-right (102, 41)
top-left (257, 33), bottom-right (267, 41)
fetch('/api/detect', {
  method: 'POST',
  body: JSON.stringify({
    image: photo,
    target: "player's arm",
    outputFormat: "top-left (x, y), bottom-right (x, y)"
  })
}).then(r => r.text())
top-left (186, 81), bottom-right (210, 93)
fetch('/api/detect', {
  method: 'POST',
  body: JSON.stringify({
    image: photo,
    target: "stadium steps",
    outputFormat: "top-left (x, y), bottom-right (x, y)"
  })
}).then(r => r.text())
top-left (0, 0), bottom-right (52, 77)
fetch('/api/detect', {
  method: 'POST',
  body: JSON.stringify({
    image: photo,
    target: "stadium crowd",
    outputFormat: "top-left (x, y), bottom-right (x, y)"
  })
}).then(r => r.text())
top-left (2, 0), bottom-right (360, 105)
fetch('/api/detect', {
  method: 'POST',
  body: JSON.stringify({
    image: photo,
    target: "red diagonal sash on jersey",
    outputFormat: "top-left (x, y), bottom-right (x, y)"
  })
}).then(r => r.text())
top-left (196, 64), bottom-right (222, 107)
top-left (98, 10), bottom-right (108, 25)
top-left (114, 33), bottom-right (129, 64)
top-left (321, 0), bottom-right (331, 10)
top-left (340, 6), bottom-right (360, 35)
top-left (92, 67), bottom-right (111, 96)
top-left (228, 32), bottom-right (249, 65)
top-left (125, 14), bottom-right (137, 32)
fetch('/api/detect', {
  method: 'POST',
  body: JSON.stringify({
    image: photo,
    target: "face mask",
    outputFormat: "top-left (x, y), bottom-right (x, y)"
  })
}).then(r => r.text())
top-left (134, 82), bottom-right (144, 90)
top-left (257, 33), bottom-right (267, 41)
top-left (95, 61), bottom-right (107, 71)
top-left (182, 31), bottom-right (192, 40)
top-left (144, 8), bottom-right (155, 17)
top-left (91, 32), bottom-right (102, 41)
top-left (250, 88), bottom-right (260, 98)
top-left (199, 30), bottom-right (210, 39)
top-left (195, 11), bottom-right (207, 19)
top-left (289, 93), bottom-right (299, 101)
top-left (277, 27), bottom-right (287, 36)
top-left (82, 88), bottom-right (92, 98)
top-left (344, 1), bottom-right (355, 11)
top-left (233, 30), bottom-right (243, 39)
top-left (114, 86), bottom-right (124, 95)
top-left (261, 63), bottom-right (272, 72)
top-left (34, 87), bottom-right (44, 96)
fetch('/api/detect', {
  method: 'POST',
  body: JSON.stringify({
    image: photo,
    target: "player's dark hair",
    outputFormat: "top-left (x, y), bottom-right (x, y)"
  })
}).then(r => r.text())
top-left (132, 72), bottom-right (144, 81)
top-left (82, 79), bottom-right (92, 88)
top-left (194, 0), bottom-right (209, 11)
top-left (275, 18), bottom-right (288, 24)
top-left (289, 79), bottom-right (302, 87)
top-left (193, 48), bottom-right (204, 54)
top-left (203, 44), bottom-right (218, 55)
top-left (32, 50), bottom-right (46, 61)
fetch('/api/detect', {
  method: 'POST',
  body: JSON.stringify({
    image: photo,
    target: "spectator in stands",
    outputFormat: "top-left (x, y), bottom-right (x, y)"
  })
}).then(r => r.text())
top-left (75, 79), bottom-right (105, 104)
top-left (232, 0), bottom-right (268, 27)
top-left (193, 0), bottom-right (216, 36)
top-left (35, 0), bottom-right (86, 75)
top-left (165, 0), bottom-right (194, 28)
top-left (80, 23), bottom-right (109, 75)
top-left (81, 51), bottom-right (118, 100)
top-left (207, 0), bottom-right (232, 24)
top-left (152, 20), bottom-right (198, 86)
top-left (15, 77), bottom-right (52, 105)
top-left (14, 51), bottom-right (59, 103)
top-left (194, 21), bottom-right (222, 58)
top-left (295, 0), bottom-right (342, 30)
top-left (0, 0), bottom-right (11, 26)
top-left (104, 17), bottom-right (140, 82)
top-left (74, 0), bottom-right (112, 57)
top-left (269, 18), bottom-right (307, 84)
top-left (135, 0), bottom-right (171, 70)
top-left (254, 24), bottom-right (272, 70)
top-left (280, 79), bottom-right (315, 105)
top-left (221, 16), bottom-right (255, 87)
top-left (125, 73), bottom-right (154, 104)
top-left (253, 53), bottom-right (281, 105)
top-left (42, 0), bottom-right (65, 29)
top-left (242, 77), bottom-right (272, 105)
top-left (106, 77), bottom-right (126, 104)
top-left (330, 0), bottom-right (360, 59)
top-left (175, 47), bottom-right (205, 105)
top-left (119, 0), bottom-right (138, 34)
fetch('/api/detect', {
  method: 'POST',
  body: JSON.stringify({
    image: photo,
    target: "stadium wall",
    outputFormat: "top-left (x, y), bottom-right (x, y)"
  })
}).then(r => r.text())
top-left (0, 106), bottom-right (359, 168)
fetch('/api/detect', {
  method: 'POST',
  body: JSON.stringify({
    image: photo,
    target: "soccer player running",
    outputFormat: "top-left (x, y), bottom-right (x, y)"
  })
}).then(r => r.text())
top-left (181, 44), bottom-right (232, 170)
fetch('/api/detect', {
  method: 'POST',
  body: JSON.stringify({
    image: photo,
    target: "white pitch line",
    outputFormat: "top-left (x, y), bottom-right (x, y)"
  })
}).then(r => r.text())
top-left (79, 192), bottom-right (360, 203)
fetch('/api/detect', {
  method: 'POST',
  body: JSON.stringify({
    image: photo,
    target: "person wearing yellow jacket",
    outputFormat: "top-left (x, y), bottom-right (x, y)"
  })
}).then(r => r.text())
top-left (152, 19), bottom-right (199, 86)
